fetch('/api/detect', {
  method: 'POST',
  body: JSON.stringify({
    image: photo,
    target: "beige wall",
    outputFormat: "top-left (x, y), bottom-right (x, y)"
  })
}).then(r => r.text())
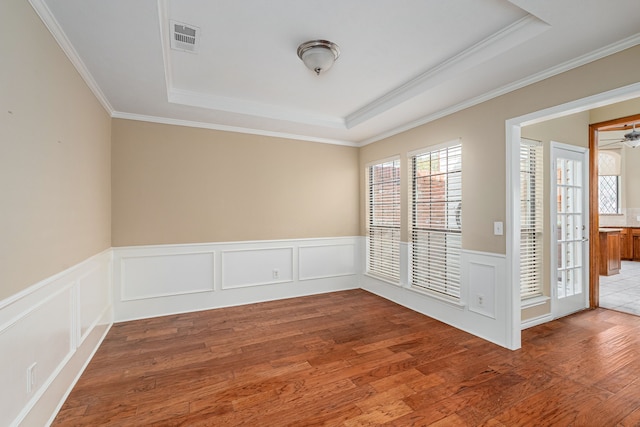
top-left (0, 0), bottom-right (112, 300)
top-left (360, 44), bottom-right (640, 255)
top-left (590, 98), bottom-right (640, 124)
top-left (111, 119), bottom-right (359, 246)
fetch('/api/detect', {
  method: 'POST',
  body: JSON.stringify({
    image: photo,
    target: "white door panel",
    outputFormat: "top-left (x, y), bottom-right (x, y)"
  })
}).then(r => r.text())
top-left (551, 143), bottom-right (589, 318)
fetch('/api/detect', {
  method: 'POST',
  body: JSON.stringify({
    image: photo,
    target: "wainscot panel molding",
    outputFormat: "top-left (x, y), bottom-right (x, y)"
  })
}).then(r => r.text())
top-left (113, 237), bottom-right (360, 322)
top-left (222, 247), bottom-right (293, 289)
top-left (299, 243), bottom-right (356, 281)
top-left (0, 250), bottom-right (113, 427)
top-left (361, 248), bottom-right (510, 348)
top-left (121, 251), bottom-right (215, 300)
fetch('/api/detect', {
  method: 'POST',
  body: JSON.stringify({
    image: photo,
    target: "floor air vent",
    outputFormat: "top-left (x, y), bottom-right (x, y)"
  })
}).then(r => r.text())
top-left (170, 20), bottom-right (200, 53)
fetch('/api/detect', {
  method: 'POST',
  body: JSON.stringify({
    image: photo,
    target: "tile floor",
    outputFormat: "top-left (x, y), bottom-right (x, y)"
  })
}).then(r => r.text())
top-left (600, 260), bottom-right (640, 315)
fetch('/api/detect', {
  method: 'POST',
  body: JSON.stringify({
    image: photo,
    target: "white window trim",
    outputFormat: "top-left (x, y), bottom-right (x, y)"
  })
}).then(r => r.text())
top-left (366, 156), bottom-right (401, 283)
top-left (408, 141), bottom-right (462, 300)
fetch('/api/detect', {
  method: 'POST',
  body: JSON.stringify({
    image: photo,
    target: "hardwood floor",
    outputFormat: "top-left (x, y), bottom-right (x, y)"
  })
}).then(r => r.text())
top-left (52, 289), bottom-right (640, 426)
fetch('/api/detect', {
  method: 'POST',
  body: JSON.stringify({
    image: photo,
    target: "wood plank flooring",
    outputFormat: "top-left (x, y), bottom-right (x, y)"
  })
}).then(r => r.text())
top-left (52, 290), bottom-right (640, 426)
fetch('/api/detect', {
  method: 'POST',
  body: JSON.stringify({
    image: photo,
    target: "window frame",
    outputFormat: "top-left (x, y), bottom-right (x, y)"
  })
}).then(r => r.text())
top-left (408, 140), bottom-right (462, 300)
top-left (598, 175), bottom-right (621, 215)
top-left (366, 156), bottom-right (401, 283)
top-left (520, 138), bottom-right (544, 301)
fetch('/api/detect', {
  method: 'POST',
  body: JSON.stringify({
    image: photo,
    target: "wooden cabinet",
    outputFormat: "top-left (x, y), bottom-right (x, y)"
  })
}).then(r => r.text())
top-left (599, 229), bottom-right (621, 276)
top-left (621, 228), bottom-right (632, 260)
top-left (633, 229), bottom-right (640, 261)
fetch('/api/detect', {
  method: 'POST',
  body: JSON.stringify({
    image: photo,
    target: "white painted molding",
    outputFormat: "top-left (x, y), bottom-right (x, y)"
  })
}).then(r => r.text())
top-left (222, 247), bottom-right (294, 289)
top-left (28, 0), bottom-right (114, 115)
top-left (120, 251), bottom-right (215, 301)
top-left (113, 237), bottom-right (360, 322)
top-left (360, 33), bottom-right (640, 146)
top-left (0, 250), bottom-right (113, 427)
top-left (361, 248), bottom-right (511, 348)
top-left (298, 243), bottom-right (356, 281)
top-left (347, 15), bottom-right (549, 129)
top-left (521, 313), bottom-right (554, 330)
top-left (110, 112), bottom-right (358, 147)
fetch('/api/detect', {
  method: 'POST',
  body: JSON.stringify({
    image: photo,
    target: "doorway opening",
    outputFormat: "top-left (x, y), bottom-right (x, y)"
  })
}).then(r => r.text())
top-left (591, 114), bottom-right (640, 316)
top-left (505, 82), bottom-right (640, 350)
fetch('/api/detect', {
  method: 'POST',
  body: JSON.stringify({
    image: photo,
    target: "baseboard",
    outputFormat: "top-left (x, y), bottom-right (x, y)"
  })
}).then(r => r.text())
top-left (113, 237), bottom-right (361, 322)
top-left (521, 313), bottom-right (554, 330)
top-left (361, 248), bottom-right (512, 348)
top-left (0, 250), bottom-right (113, 427)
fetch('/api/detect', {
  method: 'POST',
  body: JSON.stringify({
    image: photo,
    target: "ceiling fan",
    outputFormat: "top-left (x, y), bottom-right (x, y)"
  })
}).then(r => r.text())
top-left (599, 122), bottom-right (640, 148)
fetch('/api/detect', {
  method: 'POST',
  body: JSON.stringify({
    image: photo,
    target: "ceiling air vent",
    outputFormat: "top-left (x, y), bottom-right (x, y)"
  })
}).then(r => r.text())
top-left (170, 20), bottom-right (200, 53)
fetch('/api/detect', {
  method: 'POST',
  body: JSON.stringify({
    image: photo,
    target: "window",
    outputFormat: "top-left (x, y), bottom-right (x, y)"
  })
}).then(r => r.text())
top-left (410, 142), bottom-right (462, 299)
top-left (599, 175), bottom-right (620, 214)
top-left (367, 158), bottom-right (401, 282)
top-left (598, 150), bottom-right (622, 214)
top-left (520, 139), bottom-right (543, 300)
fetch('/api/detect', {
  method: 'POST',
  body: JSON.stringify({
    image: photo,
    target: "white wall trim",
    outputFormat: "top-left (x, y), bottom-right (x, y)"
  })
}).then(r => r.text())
top-left (113, 237), bottom-right (360, 322)
top-left (221, 247), bottom-right (294, 289)
top-left (298, 243), bottom-right (357, 281)
top-left (521, 313), bottom-right (554, 330)
top-left (120, 251), bottom-right (216, 301)
top-left (360, 34), bottom-right (640, 147)
top-left (361, 245), bottom-right (511, 348)
top-left (505, 81), bottom-right (640, 351)
top-left (111, 112), bottom-right (358, 147)
top-left (0, 250), bottom-right (113, 427)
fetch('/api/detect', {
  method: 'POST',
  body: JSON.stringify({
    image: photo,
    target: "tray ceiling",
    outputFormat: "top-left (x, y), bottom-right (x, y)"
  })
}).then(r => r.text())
top-left (33, 0), bottom-right (640, 145)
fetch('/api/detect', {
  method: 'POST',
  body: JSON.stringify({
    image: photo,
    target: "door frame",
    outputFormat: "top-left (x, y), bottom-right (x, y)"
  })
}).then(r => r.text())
top-left (588, 113), bottom-right (640, 309)
top-left (505, 82), bottom-right (640, 350)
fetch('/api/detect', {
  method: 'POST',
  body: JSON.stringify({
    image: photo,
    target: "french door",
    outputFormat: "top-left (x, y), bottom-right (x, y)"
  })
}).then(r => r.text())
top-left (551, 143), bottom-right (589, 318)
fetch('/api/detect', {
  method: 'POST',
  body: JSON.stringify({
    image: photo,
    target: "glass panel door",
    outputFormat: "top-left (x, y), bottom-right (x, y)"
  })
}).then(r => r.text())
top-left (552, 144), bottom-right (589, 318)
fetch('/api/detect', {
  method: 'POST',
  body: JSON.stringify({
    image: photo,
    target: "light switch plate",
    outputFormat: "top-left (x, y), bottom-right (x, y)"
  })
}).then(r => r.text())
top-left (493, 221), bottom-right (503, 236)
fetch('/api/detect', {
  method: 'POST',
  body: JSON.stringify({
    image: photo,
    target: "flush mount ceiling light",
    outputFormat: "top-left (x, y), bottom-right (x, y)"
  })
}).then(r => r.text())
top-left (297, 40), bottom-right (340, 75)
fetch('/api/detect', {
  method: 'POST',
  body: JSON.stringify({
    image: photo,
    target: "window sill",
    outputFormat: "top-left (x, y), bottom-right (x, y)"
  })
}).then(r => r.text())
top-left (521, 295), bottom-right (550, 309)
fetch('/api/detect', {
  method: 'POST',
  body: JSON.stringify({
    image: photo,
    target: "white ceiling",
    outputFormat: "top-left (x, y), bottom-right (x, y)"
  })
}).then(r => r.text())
top-left (33, 0), bottom-right (640, 146)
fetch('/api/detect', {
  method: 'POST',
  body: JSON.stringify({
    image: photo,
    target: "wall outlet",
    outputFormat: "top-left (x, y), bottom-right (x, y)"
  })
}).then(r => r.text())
top-left (476, 294), bottom-right (484, 307)
top-left (27, 362), bottom-right (37, 393)
top-left (272, 269), bottom-right (279, 279)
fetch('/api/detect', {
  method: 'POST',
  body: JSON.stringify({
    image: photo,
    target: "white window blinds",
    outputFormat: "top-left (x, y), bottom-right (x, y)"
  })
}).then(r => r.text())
top-left (520, 139), bottom-right (544, 300)
top-left (410, 143), bottom-right (462, 299)
top-left (367, 159), bottom-right (401, 282)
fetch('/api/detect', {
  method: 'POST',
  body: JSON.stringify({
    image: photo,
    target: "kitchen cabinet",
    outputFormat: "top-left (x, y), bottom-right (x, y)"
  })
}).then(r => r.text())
top-left (621, 228), bottom-right (632, 260)
top-left (633, 229), bottom-right (640, 261)
top-left (599, 229), bottom-right (621, 276)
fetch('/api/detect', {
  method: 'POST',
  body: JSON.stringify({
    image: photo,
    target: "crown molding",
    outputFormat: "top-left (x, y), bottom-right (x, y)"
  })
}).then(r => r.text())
top-left (359, 32), bottom-right (640, 147)
top-left (111, 112), bottom-right (358, 147)
top-left (167, 89), bottom-right (346, 129)
top-left (346, 14), bottom-right (550, 130)
top-left (28, 0), bottom-right (114, 115)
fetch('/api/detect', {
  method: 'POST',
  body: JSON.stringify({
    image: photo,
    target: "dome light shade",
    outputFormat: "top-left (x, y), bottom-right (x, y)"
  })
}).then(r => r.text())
top-left (297, 40), bottom-right (340, 75)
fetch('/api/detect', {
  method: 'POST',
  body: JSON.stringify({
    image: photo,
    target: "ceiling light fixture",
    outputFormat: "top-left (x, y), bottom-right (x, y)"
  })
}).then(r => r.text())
top-left (297, 40), bottom-right (340, 75)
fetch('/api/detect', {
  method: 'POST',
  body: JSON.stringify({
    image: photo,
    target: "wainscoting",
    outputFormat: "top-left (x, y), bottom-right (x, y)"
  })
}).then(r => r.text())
top-left (2, 236), bottom-right (516, 426)
top-left (113, 237), bottom-right (361, 322)
top-left (361, 245), bottom-right (510, 348)
top-left (0, 250), bottom-right (113, 427)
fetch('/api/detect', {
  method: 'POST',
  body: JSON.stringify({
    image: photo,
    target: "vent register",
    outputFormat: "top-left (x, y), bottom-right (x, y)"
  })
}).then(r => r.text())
top-left (170, 20), bottom-right (200, 53)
